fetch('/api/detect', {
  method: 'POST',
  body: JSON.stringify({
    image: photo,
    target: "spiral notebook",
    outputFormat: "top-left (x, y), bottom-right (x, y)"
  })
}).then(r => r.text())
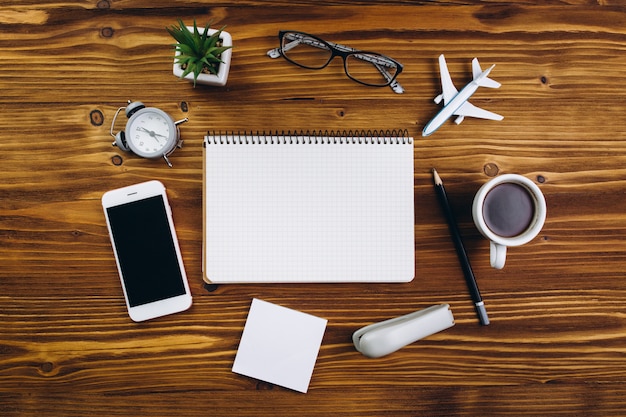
top-left (203, 130), bottom-right (415, 284)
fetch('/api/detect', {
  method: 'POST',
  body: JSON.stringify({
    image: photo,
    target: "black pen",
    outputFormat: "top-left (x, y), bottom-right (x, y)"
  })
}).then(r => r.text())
top-left (432, 168), bottom-right (490, 325)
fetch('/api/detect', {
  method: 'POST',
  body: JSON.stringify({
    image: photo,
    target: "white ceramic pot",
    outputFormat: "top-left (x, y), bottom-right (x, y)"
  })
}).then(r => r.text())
top-left (172, 27), bottom-right (232, 87)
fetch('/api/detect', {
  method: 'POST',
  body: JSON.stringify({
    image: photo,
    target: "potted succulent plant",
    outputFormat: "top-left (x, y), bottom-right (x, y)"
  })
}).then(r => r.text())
top-left (167, 19), bottom-right (233, 87)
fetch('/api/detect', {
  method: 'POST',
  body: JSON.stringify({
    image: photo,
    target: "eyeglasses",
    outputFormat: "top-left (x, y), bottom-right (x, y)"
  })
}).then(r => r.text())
top-left (267, 31), bottom-right (404, 94)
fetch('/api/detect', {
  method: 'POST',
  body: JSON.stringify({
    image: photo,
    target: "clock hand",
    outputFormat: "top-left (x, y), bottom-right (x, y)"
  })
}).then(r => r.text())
top-left (138, 127), bottom-right (165, 143)
top-left (138, 127), bottom-right (156, 136)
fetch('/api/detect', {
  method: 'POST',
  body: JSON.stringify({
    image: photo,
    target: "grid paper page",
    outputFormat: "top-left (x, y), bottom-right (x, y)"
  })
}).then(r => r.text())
top-left (203, 133), bottom-right (414, 283)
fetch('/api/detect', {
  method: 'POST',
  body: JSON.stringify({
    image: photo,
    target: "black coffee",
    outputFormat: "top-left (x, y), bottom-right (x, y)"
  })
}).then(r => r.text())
top-left (483, 183), bottom-right (534, 237)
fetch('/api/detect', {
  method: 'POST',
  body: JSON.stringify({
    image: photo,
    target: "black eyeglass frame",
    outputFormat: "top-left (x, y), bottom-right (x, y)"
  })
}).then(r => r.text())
top-left (267, 30), bottom-right (404, 94)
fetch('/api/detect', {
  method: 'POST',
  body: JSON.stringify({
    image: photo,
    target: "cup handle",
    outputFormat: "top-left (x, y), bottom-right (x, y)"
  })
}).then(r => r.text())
top-left (490, 241), bottom-right (507, 269)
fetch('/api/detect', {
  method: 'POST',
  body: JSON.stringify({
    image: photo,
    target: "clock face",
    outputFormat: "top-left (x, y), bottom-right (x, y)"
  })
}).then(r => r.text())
top-left (125, 108), bottom-right (177, 158)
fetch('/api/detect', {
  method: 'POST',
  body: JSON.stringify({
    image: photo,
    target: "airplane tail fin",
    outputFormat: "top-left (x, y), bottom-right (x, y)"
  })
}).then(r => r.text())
top-left (472, 58), bottom-right (501, 89)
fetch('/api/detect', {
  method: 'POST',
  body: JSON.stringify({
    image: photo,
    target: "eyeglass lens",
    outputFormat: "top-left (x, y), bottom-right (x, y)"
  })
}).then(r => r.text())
top-left (280, 32), bottom-right (399, 87)
top-left (281, 33), bottom-right (333, 69)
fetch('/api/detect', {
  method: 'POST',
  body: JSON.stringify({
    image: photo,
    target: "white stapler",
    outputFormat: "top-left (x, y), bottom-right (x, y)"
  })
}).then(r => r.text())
top-left (353, 304), bottom-right (455, 358)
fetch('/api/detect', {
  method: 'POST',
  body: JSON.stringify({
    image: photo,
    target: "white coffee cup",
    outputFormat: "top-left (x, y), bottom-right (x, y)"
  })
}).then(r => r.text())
top-left (472, 174), bottom-right (546, 269)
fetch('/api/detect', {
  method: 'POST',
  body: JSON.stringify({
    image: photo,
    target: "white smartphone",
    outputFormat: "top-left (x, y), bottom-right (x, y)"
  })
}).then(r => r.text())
top-left (102, 180), bottom-right (192, 322)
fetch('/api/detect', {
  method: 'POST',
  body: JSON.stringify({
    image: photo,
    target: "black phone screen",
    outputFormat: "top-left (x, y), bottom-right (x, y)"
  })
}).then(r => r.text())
top-left (106, 195), bottom-right (186, 307)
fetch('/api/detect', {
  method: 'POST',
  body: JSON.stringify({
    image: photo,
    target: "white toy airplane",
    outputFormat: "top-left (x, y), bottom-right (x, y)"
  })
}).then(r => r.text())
top-left (422, 54), bottom-right (503, 137)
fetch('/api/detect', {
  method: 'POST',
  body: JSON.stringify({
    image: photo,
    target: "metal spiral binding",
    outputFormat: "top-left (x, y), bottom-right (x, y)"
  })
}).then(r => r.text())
top-left (204, 130), bottom-right (413, 145)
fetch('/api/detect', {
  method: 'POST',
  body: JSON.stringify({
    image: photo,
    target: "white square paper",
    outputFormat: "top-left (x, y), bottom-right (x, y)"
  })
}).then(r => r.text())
top-left (232, 298), bottom-right (327, 393)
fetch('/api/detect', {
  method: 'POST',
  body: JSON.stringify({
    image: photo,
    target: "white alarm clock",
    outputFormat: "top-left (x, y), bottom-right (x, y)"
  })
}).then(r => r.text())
top-left (110, 100), bottom-right (188, 167)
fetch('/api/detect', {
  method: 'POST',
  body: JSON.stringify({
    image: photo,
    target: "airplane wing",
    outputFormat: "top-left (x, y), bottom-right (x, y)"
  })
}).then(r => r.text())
top-left (453, 101), bottom-right (503, 121)
top-left (438, 54), bottom-right (458, 105)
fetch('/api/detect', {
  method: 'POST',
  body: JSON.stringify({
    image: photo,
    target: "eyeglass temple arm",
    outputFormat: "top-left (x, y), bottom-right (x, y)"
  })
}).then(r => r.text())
top-left (373, 62), bottom-right (404, 94)
top-left (267, 36), bottom-right (328, 58)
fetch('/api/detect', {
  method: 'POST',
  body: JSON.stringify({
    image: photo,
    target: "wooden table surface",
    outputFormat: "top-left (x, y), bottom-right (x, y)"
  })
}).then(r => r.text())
top-left (2, 1), bottom-right (626, 415)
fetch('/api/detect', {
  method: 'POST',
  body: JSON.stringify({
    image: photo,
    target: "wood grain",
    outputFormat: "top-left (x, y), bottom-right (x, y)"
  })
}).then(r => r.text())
top-left (2, 2), bottom-right (626, 416)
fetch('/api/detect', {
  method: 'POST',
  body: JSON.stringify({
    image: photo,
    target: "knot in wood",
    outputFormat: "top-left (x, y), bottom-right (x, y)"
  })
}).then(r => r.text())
top-left (483, 163), bottom-right (499, 177)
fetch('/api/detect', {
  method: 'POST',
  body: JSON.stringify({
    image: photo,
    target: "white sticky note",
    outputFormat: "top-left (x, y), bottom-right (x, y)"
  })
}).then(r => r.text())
top-left (232, 298), bottom-right (327, 393)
